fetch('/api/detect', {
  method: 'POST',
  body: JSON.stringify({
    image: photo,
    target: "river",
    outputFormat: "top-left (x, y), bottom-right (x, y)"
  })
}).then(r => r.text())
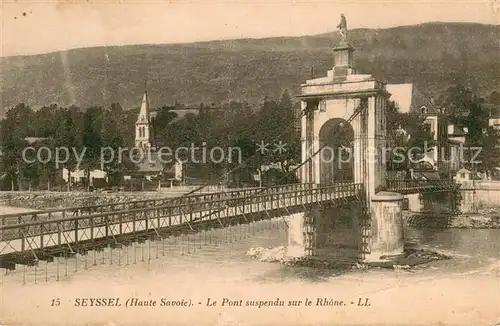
top-left (1, 220), bottom-right (499, 326)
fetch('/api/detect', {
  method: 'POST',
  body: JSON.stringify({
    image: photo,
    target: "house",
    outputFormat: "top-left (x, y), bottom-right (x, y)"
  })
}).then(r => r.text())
top-left (61, 168), bottom-right (106, 186)
top-left (486, 104), bottom-right (500, 130)
top-left (446, 123), bottom-right (468, 171)
top-left (386, 83), bottom-right (458, 174)
top-left (491, 167), bottom-right (500, 180)
top-left (455, 168), bottom-right (473, 183)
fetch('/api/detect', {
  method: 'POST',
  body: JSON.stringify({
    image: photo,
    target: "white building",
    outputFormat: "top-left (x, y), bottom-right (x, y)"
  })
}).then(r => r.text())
top-left (446, 123), bottom-right (467, 171)
top-left (387, 83), bottom-right (463, 173)
top-left (387, 83), bottom-right (441, 168)
top-left (454, 168), bottom-right (472, 183)
top-left (62, 168), bottom-right (106, 185)
top-left (486, 104), bottom-right (500, 130)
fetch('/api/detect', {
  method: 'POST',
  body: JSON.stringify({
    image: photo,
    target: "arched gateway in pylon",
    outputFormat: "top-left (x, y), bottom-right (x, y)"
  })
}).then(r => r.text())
top-left (292, 14), bottom-right (406, 261)
top-left (318, 118), bottom-right (355, 185)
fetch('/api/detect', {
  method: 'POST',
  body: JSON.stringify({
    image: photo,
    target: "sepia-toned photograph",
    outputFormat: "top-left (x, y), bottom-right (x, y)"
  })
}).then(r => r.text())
top-left (0, 1), bottom-right (499, 325)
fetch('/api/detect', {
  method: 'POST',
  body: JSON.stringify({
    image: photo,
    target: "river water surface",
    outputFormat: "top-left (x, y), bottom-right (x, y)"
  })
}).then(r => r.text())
top-left (1, 219), bottom-right (499, 326)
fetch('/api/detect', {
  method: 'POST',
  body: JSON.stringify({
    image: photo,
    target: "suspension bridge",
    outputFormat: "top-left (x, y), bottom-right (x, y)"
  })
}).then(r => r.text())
top-left (0, 30), bottom-right (460, 273)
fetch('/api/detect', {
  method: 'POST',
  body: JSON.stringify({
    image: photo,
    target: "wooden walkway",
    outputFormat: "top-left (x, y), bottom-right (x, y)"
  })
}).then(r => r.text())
top-left (0, 183), bottom-right (363, 260)
top-left (0, 184), bottom-right (313, 228)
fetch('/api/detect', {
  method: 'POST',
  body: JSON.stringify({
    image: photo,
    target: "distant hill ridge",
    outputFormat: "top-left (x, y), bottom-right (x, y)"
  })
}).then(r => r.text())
top-left (1, 22), bottom-right (499, 115)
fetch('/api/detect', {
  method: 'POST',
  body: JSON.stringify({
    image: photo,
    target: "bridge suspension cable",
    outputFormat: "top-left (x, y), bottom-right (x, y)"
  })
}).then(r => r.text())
top-left (169, 100), bottom-right (313, 197)
top-left (191, 99), bottom-right (369, 223)
top-left (162, 95), bottom-right (368, 210)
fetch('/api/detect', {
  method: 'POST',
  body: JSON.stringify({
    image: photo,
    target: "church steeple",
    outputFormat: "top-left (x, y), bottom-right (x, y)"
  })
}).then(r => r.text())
top-left (137, 90), bottom-right (150, 123)
top-left (135, 82), bottom-right (151, 148)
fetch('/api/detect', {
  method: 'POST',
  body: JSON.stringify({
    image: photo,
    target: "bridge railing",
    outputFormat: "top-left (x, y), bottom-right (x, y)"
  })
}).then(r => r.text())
top-left (0, 183), bottom-right (363, 249)
top-left (386, 178), bottom-right (456, 192)
top-left (0, 183), bottom-right (315, 227)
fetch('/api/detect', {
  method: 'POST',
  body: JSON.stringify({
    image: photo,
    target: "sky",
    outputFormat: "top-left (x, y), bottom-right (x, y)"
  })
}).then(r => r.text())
top-left (0, 0), bottom-right (498, 57)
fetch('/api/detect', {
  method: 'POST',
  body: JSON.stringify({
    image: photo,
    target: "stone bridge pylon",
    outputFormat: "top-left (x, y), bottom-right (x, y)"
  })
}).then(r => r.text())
top-left (292, 22), bottom-right (405, 262)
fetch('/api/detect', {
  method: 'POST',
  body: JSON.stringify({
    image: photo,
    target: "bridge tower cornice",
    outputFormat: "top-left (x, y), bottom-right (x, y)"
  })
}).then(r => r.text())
top-left (296, 90), bottom-right (390, 101)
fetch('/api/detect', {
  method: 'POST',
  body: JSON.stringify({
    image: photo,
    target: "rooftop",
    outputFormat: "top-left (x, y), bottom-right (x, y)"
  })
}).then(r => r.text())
top-left (24, 137), bottom-right (51, 144)
top-left (134, 151), bottom-right (164, 174)
top-left (386, 83), bottom-right (438, 115)
top-left (448, 124), bottom-right (467, 137)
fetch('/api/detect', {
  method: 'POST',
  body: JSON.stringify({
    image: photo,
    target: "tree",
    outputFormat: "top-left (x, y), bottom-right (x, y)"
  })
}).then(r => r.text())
top-left (0, 130), bottom-right (25, 191)
top-left (229, 137), bottom-right (257, 186)
top-left (151, 106), bottom-right (178, 147)
top-left (36, 138), bottom-right (58, 190)
top-left (438, 85), bottom-right (488, 142)
top-left (464, 95), bottom-right (488, 146)
top-left (35, 104), bottom-right (59, 137)
top-left (101, 104), bottom-right (140, 186)
top-left (5, 103), bottom-right (35, 137)
top-left (385, 100), bottom-right (436, 171)
top-left (80, 107), bottom-right (103, 191)
top-left (54, 107), bottom-right (82, 190)
top-left (437, 84), bottom-right (500, 173)
top-left (437, 85), bottom-right (473, 125)
top-left (252, 91), bottom-right (300, 184)
top-left (489, 91), bottom-right (500, 105)
top-left (479, 127), bottom-right (500, 175)
top-left (275, 91), bottom-right (300, 177)
top-left (19, 147), bottom-right (40, 191)
top-left (0, 104), bottom-right (34, 190)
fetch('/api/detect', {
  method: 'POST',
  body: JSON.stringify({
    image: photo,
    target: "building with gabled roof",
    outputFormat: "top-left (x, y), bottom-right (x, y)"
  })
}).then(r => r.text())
top-left (387, 83), bottom-right (451, 172)
top-left (486, 103), bottom-right (500, 130)
top-left (386, 83), bottom-right (438, 115)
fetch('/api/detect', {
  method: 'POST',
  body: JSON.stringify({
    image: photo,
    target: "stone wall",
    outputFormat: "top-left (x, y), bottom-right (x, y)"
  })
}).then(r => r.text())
top-left (406, 193), bottom-right (421, 212)
top-left (420, 192), bottom-right (455, 214)
top-left (405, 192), bottom-right (457, 215)
top-left (459, 181), bottom-right (500, 213)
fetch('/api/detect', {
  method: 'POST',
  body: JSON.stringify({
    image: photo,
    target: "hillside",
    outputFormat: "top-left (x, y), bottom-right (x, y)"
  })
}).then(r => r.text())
top-left (0, 22), bottom-right (499, 114)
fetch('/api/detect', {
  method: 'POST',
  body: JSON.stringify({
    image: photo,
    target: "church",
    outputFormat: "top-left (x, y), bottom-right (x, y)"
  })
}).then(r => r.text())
top-left (62, 90), bottom-right (183, 190)
top-left (124, 89), bottom-right (183, 188)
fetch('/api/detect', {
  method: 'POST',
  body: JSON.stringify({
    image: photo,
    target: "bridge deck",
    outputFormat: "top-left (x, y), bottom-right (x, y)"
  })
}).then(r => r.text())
top-left (0, 184), bottom-right (314, 227)
top-left (0, 183), bottom-right (364, 257)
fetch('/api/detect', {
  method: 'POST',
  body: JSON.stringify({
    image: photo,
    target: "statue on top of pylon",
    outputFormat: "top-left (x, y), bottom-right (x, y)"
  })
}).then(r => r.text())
top-left (337, 14), bottom-right (347, 43)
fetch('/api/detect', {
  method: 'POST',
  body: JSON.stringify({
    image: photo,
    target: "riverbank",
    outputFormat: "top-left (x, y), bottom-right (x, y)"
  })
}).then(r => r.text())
top-left (404, 208), bottom-right (500, 229)
top-left (0, 186), bottom-right (254, 211)
top-left (450, 208), bottom-right (500, 228)
top-left (0, 190), bottom-right (192, 211)
top-left (0, 205), bottom-right (37, 215)
top-left (247, 246), bottom-right (452, 271)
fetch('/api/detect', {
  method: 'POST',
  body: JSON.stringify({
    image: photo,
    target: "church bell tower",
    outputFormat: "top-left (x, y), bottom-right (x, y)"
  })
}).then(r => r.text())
top-left (135, 89), bottom-right (151, 149)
